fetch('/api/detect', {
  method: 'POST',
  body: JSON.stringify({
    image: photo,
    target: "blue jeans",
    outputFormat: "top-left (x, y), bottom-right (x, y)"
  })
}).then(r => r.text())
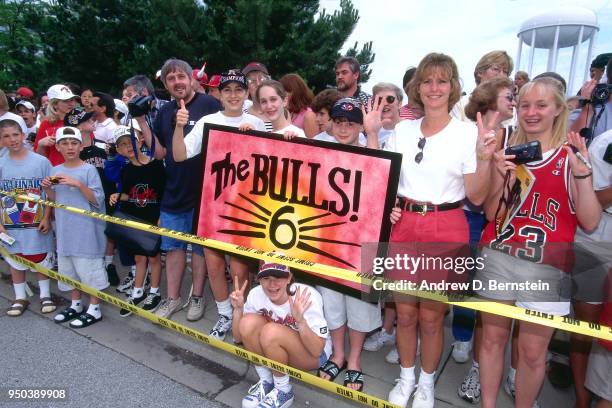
top-left (159, 209), bottom-right (204, 256)
top-left (452, 210), bottom-right (486, 342)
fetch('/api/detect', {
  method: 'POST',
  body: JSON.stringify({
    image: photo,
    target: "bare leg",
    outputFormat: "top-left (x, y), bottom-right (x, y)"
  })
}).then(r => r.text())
top-left (319, 324), bottom-right (346, 380)
top-left (479, 307), bottom-right (513, 408)
top-left (165, 249), bottom-right (186, 299)
top-left (205, 248), bottom-right (228, 302)
top-left (394, 298), bottom-right (419, 368)
top-left (570, 301), bottom-right (602, 408)
top-left (191, 252), bottom-right (206, 297)
top-left (418, 301), bottom-right (447, 373)
top-left (148, 253), bottom-right (162, 289)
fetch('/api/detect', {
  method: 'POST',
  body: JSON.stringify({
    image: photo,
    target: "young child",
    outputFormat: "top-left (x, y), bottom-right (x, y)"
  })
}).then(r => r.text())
top-left (315, 98), bottom-right (382, 392)
top-left (109, 125), bottom-right (165, 315)
top-left (41, 126), bottom-right (109, 328)
top-left (15, 100), bottom-right (38, 147)
top-left (65, 106), bottom-right (119, 285)
top-left (0, 119), bottom-right (55, 316)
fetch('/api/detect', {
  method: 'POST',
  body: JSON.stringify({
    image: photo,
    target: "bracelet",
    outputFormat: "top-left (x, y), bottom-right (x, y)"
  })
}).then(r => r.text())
top-left (573, 172), bottom-right (593, 179)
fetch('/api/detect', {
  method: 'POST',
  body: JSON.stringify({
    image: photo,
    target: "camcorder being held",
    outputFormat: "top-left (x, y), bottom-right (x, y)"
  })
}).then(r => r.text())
top-left (591, 83), bottom-right (612, 106)
top-left (128, 95), bottom-right (154, 117)
top-left (505, 140), bottom-right (542, 165)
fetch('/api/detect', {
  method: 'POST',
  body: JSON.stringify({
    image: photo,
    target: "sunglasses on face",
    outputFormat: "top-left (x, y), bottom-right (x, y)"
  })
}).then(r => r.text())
top-left (414, 137), bottom-right (426, 163)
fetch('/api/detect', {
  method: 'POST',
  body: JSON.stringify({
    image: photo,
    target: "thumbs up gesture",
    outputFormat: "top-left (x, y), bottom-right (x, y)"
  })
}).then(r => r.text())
top-left (176, 99), bottom-right (189, 128)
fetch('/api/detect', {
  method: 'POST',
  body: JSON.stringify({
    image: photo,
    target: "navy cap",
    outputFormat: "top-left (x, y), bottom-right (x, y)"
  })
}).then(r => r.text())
top-left (330, 98), bottom-right (363, 124)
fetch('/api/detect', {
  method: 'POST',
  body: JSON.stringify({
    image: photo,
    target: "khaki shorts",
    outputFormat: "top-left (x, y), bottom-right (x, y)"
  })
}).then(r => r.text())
top-left (57, 256), bottom-right (109, 292)
top-left (316, 286), bottom-right (382, 333)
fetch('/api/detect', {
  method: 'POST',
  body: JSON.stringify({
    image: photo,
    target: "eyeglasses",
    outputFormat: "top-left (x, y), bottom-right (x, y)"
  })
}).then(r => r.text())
top-left (488, 65), bottom-right (509, 76)
top-left (504, 94), bottom-right (514, 102)
top-left (247, 75), bottom-right (271, 85)
top-left (414, 137), bottom-right (426, 163)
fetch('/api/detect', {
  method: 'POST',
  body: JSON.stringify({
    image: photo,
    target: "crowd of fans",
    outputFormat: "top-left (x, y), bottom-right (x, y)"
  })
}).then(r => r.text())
top-left (1, 50), bottom-right (611, 408)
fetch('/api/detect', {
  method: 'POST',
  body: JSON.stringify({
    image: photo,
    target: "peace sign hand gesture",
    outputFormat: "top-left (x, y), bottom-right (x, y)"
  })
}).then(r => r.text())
top-left (476, 111), bottom-right (499, 161)
top-left (229, 276), bottom-right (248, 310)
top-left (289, 285), bottom-right (312, 324)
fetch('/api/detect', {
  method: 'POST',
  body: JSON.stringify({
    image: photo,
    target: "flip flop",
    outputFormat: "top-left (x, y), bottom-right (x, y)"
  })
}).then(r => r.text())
top-left (54, 307), bottom-right (80, 323)
top-left (318, 359), bottom-right (347, 382)
top-left (344, 370), bottom-right (364, 392)
top-left (69, 312), bottom-right (103, 329)
top-left (40, 297), bottom-right (56, 314)
top-left (6, 299), bottom-right (29, 317)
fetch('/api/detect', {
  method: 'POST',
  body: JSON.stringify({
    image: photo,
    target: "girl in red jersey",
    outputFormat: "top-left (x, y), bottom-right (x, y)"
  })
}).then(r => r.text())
top-left (477, 76), bottom-right (601, 408)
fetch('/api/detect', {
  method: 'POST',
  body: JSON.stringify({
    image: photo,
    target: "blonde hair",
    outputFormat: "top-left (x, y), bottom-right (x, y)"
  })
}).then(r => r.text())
top-left (511, 77), bottom-right (568, 149)
top-left (0, 90), bottom-right (8, 112)
top-left (474, 50), bottom-right (514, 84)
top-left (408, 53), bottom-right (461, 112)
top-left (45, 99), bottom-right (62, 124)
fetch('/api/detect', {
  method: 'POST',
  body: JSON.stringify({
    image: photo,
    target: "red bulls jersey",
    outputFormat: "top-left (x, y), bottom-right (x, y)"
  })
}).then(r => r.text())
top-left (481, 147), bottom-right (577, 271)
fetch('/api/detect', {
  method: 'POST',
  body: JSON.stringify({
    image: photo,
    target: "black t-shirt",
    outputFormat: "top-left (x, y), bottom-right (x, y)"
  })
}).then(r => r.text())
top-left (120, 159), bottom-right (166, 224)
top-left (153, 92), bottom-right (221, 213)
top-left (80, 144), bottom-right (115, 198)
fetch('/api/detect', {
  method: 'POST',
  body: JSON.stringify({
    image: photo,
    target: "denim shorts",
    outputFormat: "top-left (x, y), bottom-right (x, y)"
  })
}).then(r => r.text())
top-left (159, 209), bottom-right (204, 255)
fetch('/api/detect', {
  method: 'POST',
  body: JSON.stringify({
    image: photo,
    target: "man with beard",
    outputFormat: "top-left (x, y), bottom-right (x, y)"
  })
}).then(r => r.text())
top-left (139, 58), bottom-right (221, 321)
top-left (335, 56), bottom-right (370, 110)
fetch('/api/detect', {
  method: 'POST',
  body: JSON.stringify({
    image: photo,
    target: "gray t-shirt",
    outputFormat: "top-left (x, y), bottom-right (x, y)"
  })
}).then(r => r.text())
top-left (0, 151), bottom-right (53, 255)
top-left (51, 163), bottom-right (106, 258)
top-left (569, 100), bottom-right (612, 139)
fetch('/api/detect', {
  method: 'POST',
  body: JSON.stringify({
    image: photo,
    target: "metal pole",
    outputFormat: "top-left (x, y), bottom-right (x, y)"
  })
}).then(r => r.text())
top-left (584, 28), bottom-right (598, 82)
top-left (516, 35), bottom-right (523, 73)
top-left (549, 25), bottom-right (560, 72)
top-left (568, 25), bottom-right (584, 95)
top-left (528, 29), bottom-right (536, 77)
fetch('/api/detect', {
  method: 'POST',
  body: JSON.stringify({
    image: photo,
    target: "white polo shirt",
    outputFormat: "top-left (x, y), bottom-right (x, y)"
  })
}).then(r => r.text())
top-left (184, 111), bottom-right (265, 159)
top-left (385, 117), bottom-right (477, 204)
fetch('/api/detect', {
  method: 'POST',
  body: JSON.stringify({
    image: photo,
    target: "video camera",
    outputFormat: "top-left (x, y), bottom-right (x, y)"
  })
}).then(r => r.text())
top-left (127, 95), bottom-right (154, 117)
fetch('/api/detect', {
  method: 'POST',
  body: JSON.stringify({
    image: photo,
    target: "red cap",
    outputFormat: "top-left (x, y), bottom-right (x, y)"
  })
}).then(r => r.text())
top-left (207, 74), bottom-right (221, 88)
top-left (192, 69), bottom-right (208, 86)
top-left (16, 87), bottom-right (34, 99)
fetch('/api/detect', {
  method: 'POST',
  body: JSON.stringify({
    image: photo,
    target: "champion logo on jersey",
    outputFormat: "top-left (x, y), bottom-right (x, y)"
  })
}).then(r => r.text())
top-left (552, 157), bottom-right (565, 176)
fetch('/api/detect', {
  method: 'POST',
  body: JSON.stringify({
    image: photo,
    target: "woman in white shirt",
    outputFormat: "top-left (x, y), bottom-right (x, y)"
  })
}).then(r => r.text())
top-left (366, 52), bottom-right (496, 408)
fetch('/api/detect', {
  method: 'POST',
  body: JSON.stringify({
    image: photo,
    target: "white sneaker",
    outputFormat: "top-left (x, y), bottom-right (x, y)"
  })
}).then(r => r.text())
top-left (386, 347), bottom-right (399, 364)
top-left (412, 384), bottom-right (435, 408)
top-left (363, 328), bottom-right (395, 351)
top-left (242, 380), bottom-right (273, 408)
top-left (186, 296), bottom-right (204, 321)
top-left (210, 314), bottom-right (233, 340)
top-left (457, 364), bottom-right (480, 404)
top-left (452, 340), bottom-right (472, 363)
top-left (388, 377), bottom-right (415, 407)
top-left (154, 297), bottom-right (183, 319)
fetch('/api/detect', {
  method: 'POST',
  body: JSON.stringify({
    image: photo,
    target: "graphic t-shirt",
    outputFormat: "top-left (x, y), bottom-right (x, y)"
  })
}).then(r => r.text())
top-left (80, 143), bottom-right (115, 199)
top-left (0, 151), bottom-right (53, 255)
top-left (119, 159), bottom-right (165, 224)
top-left (244, 283), bottom-right (332, 357)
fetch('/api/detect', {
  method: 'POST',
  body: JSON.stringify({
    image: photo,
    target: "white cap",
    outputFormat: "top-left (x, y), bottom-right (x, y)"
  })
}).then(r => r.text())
top-left (111, 125), bottom-right (141, 144)
top-left (55, 126), bottom-right (82, 143)
top-left (16, 100), bottom-right (36, 111)
top-left (114, 99), bottom-right (129, 115)
top-left (47, 84), bottom-right (78, 101)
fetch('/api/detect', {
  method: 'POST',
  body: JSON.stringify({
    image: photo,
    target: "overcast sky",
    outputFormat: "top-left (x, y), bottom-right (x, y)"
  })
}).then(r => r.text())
top-left (320, 0), bottom-right (612, 95)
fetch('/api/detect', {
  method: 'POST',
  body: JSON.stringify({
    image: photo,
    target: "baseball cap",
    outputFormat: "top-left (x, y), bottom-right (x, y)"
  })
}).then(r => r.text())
top-left (242, 62), bottom-right (269, 76)
top-left (114, 99), bottom-right (129, 116)
top-left (111, 125), bottom-right (134, 144)
top-left (193, 69), bottom-right (209, 86)
top-left (47, 84), bottom-right (78, 101)
top-left (219, 70), bottom-right (248, 90)
top-left (16, 87), bottom-right (34, 99)
top-left (330, 98), bottom-right (363, 124)
top-left (16, 100), bottom-right (36, 112)
top-left (64, 107), bottom-right (94, 126)
top-left (207, 74), bottom-right (221, 88)
top-left (257, 262), bottom-right (291, 279)
top-left (55, 126), bottom-right (82, 143)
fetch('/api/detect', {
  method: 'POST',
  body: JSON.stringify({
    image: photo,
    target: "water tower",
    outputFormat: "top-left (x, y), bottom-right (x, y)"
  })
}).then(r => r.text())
top-left (516, 7), bottom-right (599, 93)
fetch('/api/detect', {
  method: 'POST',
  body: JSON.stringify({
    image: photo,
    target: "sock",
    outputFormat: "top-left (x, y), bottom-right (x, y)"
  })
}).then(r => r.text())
top-left (472, 360), bottom-right (480, 370)
top-left (71, 299), bottom-right (83, 312)
top-left (273, 374), bottom-right (291, 393)
top-left (38, 279), bottom-right (51, 298)
top-left (216, 298), bottom-right (233, 317)
top-left (132, 287), bottom-right (144, 298)
top-left (418, 368), bottom-right (435, 388)
top-left (13, 282), bottom-right (27, 300)
top-left (130, 265), bottom-right (136, 277)
top-left (87, 303), bottom-right (101, 318)
top-left (399, 365), bottom-right (416, 383)
top-left (104, 255), bottom-right (113, 266)
top-left (149, 287), bottom-right (159, 294)
top-left (508, 366), bottom-right (516, 382)
top-left (255, 365), bottom-right (273, 384)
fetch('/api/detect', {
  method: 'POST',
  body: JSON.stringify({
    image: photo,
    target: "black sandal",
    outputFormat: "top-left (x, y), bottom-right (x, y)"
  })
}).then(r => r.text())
top-left (318, 359), bottom-right (347, 381)
top-left (344, 370), bottom-right (364, 392)
top-left (54, 307), bottom-right (79, 323)
top-left (69, 312), bottom-right (102, 328)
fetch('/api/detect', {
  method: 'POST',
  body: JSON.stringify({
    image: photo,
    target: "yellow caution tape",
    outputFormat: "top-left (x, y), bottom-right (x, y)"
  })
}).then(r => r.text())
top-left (0, 247), bottom-right (399, 408)
top-left (2, 190), bottom-right (611, 342)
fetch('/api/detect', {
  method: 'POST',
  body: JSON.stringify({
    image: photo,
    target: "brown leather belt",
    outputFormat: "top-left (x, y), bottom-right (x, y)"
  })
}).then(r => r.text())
top-left (397, 197), bottom-right (462, 216)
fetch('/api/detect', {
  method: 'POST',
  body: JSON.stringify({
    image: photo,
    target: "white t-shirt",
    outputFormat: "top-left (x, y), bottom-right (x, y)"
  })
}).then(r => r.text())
top-left (185, 111), bottom-right (266, 159)
top-left (589, 129), bottom-right (612, 213)
top-left (378, 128), bottom-right (395, 149)
top-left (243, 283), bottom-right (332, 357)
top-left (385, 117), bottom-right (477, 204)
top-left (0, 112), bottom-right (27, 134)
top-left (94, 117), bottom-right (117, 144)
top-left (314, 131), bottom-right (335, 142)
top-left (273, 124), bottom-right (306, 138)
